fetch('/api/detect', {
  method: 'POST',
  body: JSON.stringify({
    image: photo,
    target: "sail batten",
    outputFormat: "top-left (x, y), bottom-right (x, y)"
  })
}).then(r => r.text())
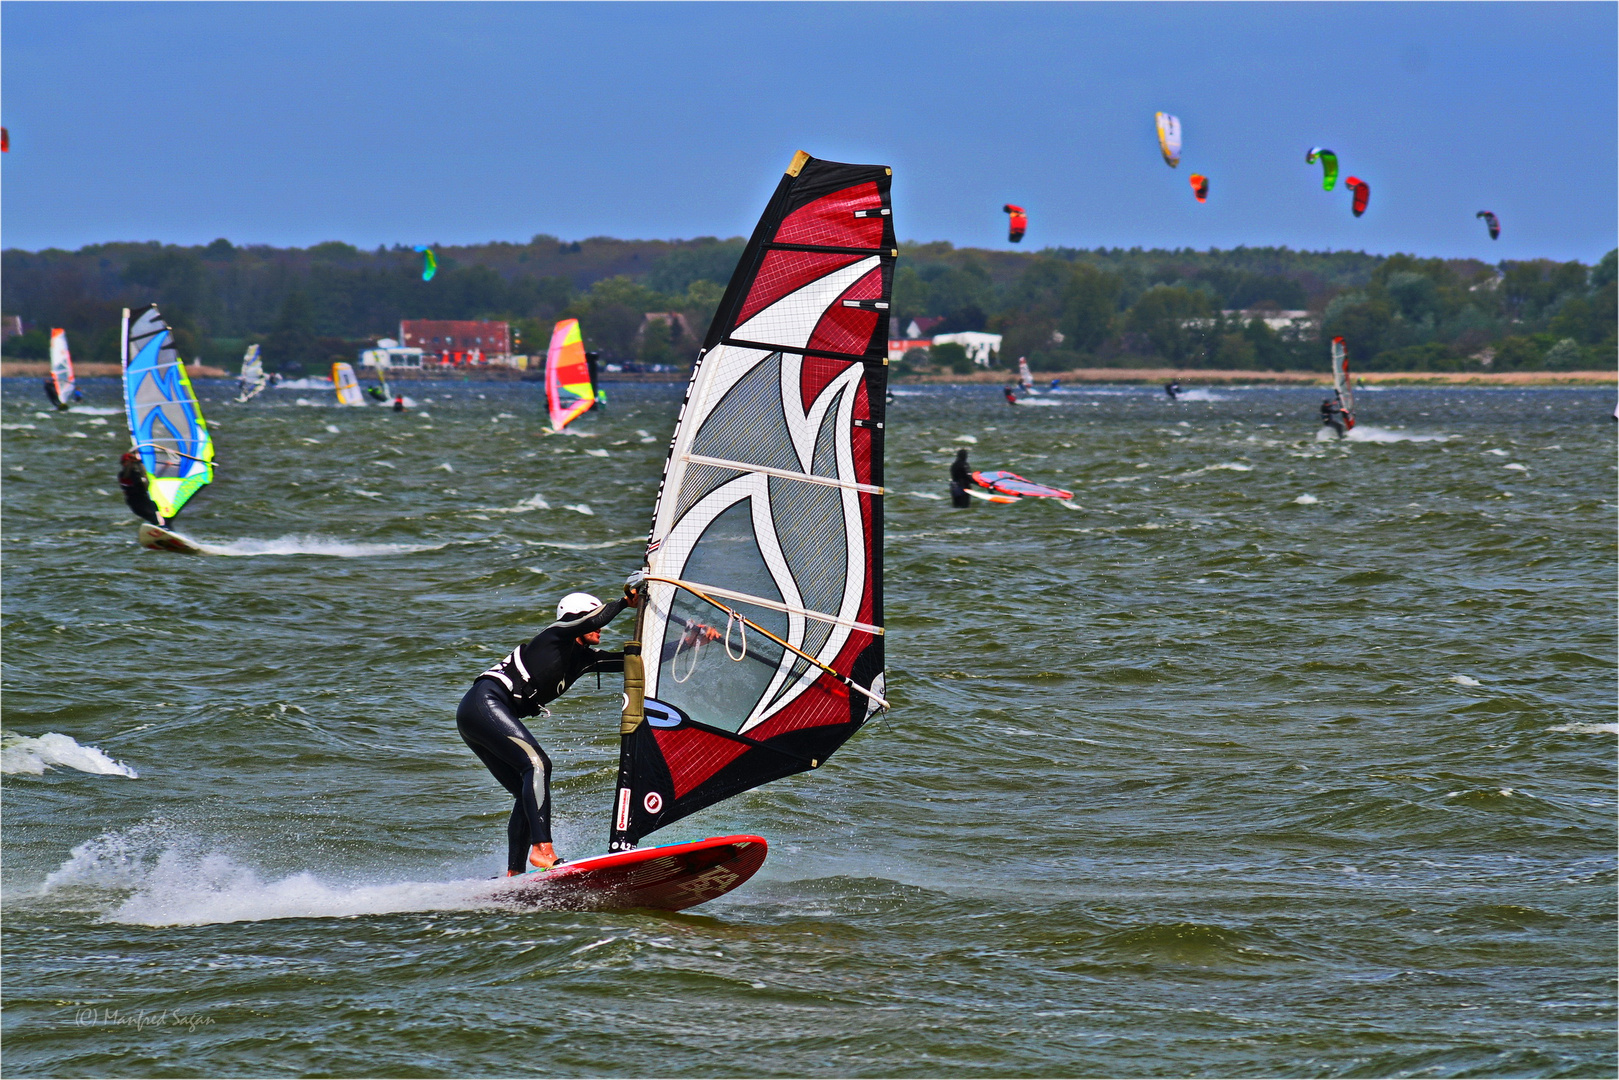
top-left (608, 153), bottom-right (893, 850)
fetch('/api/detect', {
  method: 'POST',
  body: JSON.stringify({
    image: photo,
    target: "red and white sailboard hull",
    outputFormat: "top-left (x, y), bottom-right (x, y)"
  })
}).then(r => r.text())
top-left (497, 834), bottom-right (768, 912)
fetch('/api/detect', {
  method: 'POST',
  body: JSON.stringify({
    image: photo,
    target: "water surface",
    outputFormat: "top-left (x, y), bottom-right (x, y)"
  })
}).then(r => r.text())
top-left (3, 379), bottom-right (1614, 1077)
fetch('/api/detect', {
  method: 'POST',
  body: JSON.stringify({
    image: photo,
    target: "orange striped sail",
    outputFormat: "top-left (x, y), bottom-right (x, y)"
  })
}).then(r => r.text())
top-left (545, 319), bottom-right (595, 430)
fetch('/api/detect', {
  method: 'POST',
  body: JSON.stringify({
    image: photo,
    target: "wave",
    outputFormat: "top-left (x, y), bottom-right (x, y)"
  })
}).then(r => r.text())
top-left (1317, 425), bottom-right (1449, 444)
top-left (1547, 723), bottom-right (1618, 734)
top-left (197, 535), bottom-right (445, 558)
top-left (1013, 397), bottom-right (1063, 407)
top-left (41, 831), bottom-right (496, 926)
top-left (1177, 462), bottom-right (1253, 478)
top-left (274, 377), bottom-right (335, 390)
top-left (530, 538), bottom-right (642, 550)
top-left (2, 732), bottom-right (138, 777)
top-left (1173, 389), bottom-right (1232, 402)
top-left (66, 406), bottom-right (122, 415)
top-left (481, 493), bottom-right (551, 514)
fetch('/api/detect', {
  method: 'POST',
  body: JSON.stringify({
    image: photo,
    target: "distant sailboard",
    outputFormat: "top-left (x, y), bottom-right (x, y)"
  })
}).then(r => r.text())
top-left (1017, 356), bottom-right (1036, 394)
top-left (234, 344), bottom-right (267, 403)
top-left (543, 151), bottom-right (897, 910)
top-left (332, 362), bottom-right (365, 406)
top-left (972, 470), bottom-right (1073, 500)
top-left (545, 318), bottom-right (597, 431)
top-left (1331, 336), bottom-right (1356, 428)
top-left (122, 304), bottom-right (215, 534)
top-left (49, 328), bottom-right (76, 409)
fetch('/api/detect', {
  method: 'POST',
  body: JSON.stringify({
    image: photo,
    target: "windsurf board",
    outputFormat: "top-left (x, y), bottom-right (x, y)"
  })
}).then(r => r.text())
top-left (496, 834), bottom-right (767, 912)
top-left (136, 523), bottom-right (207, 555)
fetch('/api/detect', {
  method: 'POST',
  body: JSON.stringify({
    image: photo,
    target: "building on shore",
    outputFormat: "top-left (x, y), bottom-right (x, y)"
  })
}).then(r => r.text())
top-left (887, 331), bottom-right (1002, 367)
top-left (398, 320), bottom-right (519, 366)
top-left (931, 331), bottom-right (1001, 367)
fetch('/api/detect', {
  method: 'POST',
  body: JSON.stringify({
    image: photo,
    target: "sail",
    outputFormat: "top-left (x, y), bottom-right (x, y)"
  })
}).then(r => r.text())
top-left (1331, 336), bottom-right (1354, 414)
top-left (49, 329), bottom-right (75, 403)
top-left (1017, 356), bottom-right (1035, 392)
top-left (545, 319), bottom-right (596, 430)
top-left (235, 344), bottom-right (267, 403)
top-left (609, 151), bottom-right (894, 851)
top-left (375, 354), bottom-right (392, 400)
top-left (332, 362), bottom-right (364, 406)
top-left (972, 470), bottom-right (1073, 499)
top-left (122, 305), bottom-right (215, 520)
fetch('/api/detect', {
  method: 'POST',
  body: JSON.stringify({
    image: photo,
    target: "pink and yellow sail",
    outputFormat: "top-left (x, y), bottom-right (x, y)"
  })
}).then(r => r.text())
top-left (545, 318), bottom-right (596, 430)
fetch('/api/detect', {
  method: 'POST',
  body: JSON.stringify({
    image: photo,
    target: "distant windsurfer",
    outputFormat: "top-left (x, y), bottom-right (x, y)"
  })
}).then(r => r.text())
top-left (457, 578), bottom-right (644, 875)
top-left (1048, 378), bottom-right (1061, 391)
top-left (585, 351), bottom-right (607, 410)
top-left (117, 451), bottom-right (164, 526)
top-left (1002, 386), bottom-right (1018, 406)
top-left (393, 395), bottom-right (405, 413)
top-left (949, 448), bottom-right (972, 507)
top-left (1320, 395), bottom-right (1346, 438)
top-left (366, 385), bottom-right (388, 402)
top-left (1165, 380), bottom-right (1181, 400)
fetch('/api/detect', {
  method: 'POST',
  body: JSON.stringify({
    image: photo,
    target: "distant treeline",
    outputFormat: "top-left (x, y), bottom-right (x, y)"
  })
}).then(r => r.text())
top-left (2, 235), bottom-right (1613, 374)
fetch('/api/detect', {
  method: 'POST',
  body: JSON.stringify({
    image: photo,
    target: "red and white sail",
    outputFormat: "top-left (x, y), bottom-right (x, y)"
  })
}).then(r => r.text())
top-left (610, 152), bottom-right (894, 850)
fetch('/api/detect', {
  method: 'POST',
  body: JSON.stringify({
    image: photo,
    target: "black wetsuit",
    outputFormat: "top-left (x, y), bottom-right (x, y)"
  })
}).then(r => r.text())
top-left (117, 455), bottom-right (163, 526)
top-left (44, 379), bottom-right (65, 410)
top-left (1165, 381), bottom-right (1180, 400)
top-left (1321, 399), bottom-right (1345, 438)
top-left (949, 451), bottom-right (972, 507)
top-left (457, 599), bottom-right (628, 872)
top-left (1002, 387), bottom-right (1018, 406)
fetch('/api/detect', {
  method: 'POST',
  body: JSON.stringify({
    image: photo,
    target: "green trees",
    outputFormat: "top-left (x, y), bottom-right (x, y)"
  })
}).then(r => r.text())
top-left (1, 237), bottom-right (1611, 373)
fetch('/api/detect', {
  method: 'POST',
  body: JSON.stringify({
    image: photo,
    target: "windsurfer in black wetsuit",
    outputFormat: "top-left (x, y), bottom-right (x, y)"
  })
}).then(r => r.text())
top-left (1165, 380), bottom-right (1181, 400)
top-left (1320, 395), bottom-right (1345, 438)
top-left (117, 451), bottom-right (164, 526)
top-left (392, 395), bottom-right (405, 413)
top-left (457, 578), bottom-right (643, 875)
top-left (44, 378), bottom-right (65, 410)
top-left (1002, 386), bottom-right (1018, 406)
top-left (949, 448), bottom-right (972, 507)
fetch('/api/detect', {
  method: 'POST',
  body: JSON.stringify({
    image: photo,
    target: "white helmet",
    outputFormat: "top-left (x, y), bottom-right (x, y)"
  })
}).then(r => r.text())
top-left (555, 591), bottom-right (605, 627)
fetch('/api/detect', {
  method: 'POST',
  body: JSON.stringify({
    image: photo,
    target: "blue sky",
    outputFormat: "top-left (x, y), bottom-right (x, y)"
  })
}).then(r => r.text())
top-left (3, 2), bottom-right (1614, 263)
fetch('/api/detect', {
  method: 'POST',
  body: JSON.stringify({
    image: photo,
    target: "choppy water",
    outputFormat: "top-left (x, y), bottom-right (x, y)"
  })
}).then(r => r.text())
top-left (3, 378), bottom-right (1614, 1078)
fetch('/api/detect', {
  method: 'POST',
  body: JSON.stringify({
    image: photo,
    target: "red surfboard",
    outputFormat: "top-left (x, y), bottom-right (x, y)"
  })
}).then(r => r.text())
top-left (496, 834), bottom-right (768, 912)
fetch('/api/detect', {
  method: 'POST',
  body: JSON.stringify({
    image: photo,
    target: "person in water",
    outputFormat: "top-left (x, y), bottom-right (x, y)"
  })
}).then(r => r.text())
top-left (1165, 380), bottom-right (1181, 400)
top-left (457, 577), bottom-right (644, 875)
top-left (949, 448), bottom-right (972, 507)
top-left (117, 451), bottom-right (164, 526)
top-left (1320, 395), bottom-right (1346, 438)
top-left (1048, 378), bottom-right (1062, 391)
top-left (392, 395), bottom-right (405, 413)
top-left (1002, 386), bottom-right (1019, 406)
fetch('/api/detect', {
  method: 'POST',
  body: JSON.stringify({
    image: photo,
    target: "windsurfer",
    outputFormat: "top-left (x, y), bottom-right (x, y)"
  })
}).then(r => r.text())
top-left (949, 448), bottom-right (972, 507)
top-left (1165, 380), bottom-right (1181, 400)
top-left (393, 396), bottom-right (405, 413)
top-left (117, 451), bottom-right (164, 526)
top-left (1002, 386), bottom-right (1018, 406)
top-left (457, 577), bottom-right (644, 875)
top-left (44, 378), bottom-right (65, 410)
top-left (1321, 395), bottom-right (1346, 438)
